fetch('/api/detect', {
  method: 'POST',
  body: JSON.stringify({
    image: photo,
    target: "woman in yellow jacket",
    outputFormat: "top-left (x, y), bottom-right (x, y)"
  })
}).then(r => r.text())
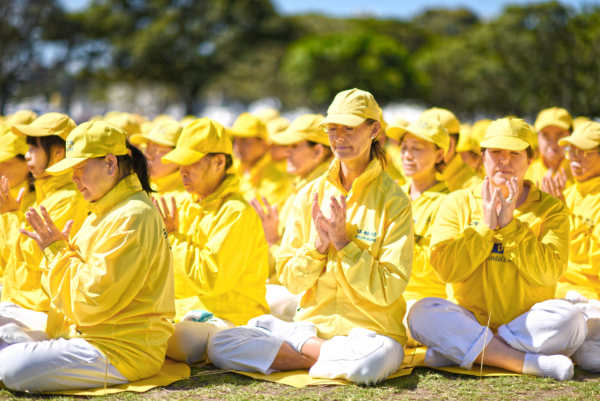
top-left (0, 121), bottom-right (175, 392)
top-left (0, 113), bottom-right (87, 321)
top-left (249, 114), bottom-right (333, 318)
top-left (387, 116), bottom-right (451, 346)
top-left (153, 118), bottom-right (269, 365)
top-left (0, 127), bottom-right (36, 296)
top-left (208, 89), bottom-right (414, 385)
top-left (409, 118), bottom-right (586, 381)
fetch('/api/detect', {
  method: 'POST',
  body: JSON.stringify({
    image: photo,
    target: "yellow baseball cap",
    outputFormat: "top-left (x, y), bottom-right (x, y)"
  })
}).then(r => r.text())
top-left (573, 116), bottom-right (591, 131)
top-left (5, 110), bottom-right (38, 126)
top-left (180, 115), bottom-right (197, 127)
top-left (396, 116), bottom-right (450, 153)
top-left (318, 88), bottom-right (380, 128)
top-left (254, 108), bottom-right (280, 124)
top-left (11, 112), bottom-right (76, 140)
top-left (227, 113), bottom-right (268, 141)
top-left (534, 107), bottom-right (572, 132)
top-left (162, 118), bottom-right (232, 166)
top-left (0, 124), bottom-right (28, 163)
top-left (456, 119), bottom-right (492, 154)
top-left (267, 117), bottom-right (290, 139)
top-left (480, 118), bottom-right (535, 151)
top-left (129, 119), bottom-right (183, 147)
top-left (46, 121), bottom-right (129, 175)
top-left (421, 108), bottom-right (460, 134)
top-left (558, 121), bottom-right (600, 150)
top-left (385, 117), bottom-right (410, 141)
top-left (105, 112), bottom-right (141, 137)
top-left (271, 114), bottom-right (329, 146)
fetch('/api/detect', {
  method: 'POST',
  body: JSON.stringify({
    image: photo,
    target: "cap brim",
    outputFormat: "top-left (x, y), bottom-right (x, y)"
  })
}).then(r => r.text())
top-left (130, 134), bottom-right (176, 147)
top-left (317, 114), bottom-right (366, 128)
top-left (536, 121), bottom-right (571, 132)
top-left (271, 131), bottom-right (305, 145)
top-left (162, 148), bottom-right (206, 165)
top-left (11, 125), bottom-right (48, 137)
top-left (559, 136), bottom-right (599, 150)
top-left (0, 151), bottom-right (17, 163)
top-left (480, 136), bottom-right (529, 151)
top-left (386, 125), bottom-right (407, 141)
top-left (45, 157), bottom-right (89, 175)
top-left (128, 134), bottom-right (148, 146)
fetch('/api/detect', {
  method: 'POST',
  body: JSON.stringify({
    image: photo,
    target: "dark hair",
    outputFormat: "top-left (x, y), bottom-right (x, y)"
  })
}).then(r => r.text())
top-left (26, 136), bottom-right (66, 170)
top-left (481, 146), bottom-right (535, 160)
top-left (15, 154), bottom-right (35, 192)
top-left (365, 118), bottom-right (387, 169)
top-left (307, 141), bottom-right (334, 163)
top-left (116, 141), bottom-right (154, 194)
top-left (207, 153), bottom-right (234, 171)
top-left (434, 145), bottom-right (446, 174)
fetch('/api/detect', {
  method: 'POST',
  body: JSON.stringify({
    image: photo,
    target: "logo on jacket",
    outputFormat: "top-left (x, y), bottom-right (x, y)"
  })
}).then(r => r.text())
top-left (356, 229), bottom-right (377, 243)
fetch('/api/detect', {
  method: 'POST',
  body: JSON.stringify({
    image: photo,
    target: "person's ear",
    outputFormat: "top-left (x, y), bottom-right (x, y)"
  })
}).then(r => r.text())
top-left (106, 154), bottom-right (119, 177)
top-left (313, 144), bottom-right (324, 161)
top-left (212, 154), bottom-right (226, 173)
top-left (52, 144), bottom-right (66, 162)
top-left (371, 122), bottom-right (381, 138)
top-left (435, 148), bottom-right (445, 164)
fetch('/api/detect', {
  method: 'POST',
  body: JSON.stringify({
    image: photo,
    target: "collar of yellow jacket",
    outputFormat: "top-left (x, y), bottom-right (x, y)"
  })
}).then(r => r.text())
top-left (194, 173), bottom-right (240, 206)
top-left (402, 180), bottom-right (449, 200)
top-left (294, 158), bottom-right (334, 192)
top-left (11, 178), bottom-right (31, 199)
top-left (236, 153), bottom-right (272, 185)
top-left (435, 155), bottom-right (464, 182)
top-left (472, 179), bottom-right (541, 204)
top-left (88, 174), bottom-right (143, 215)
top-left (324, 157), bottom-right (382, 196)
top-left (574, 174), bottom-right (600, 195)
top-left (34, 170), bottom-right (74, 205)
top-left (152, 170), bottom-right (183, 194)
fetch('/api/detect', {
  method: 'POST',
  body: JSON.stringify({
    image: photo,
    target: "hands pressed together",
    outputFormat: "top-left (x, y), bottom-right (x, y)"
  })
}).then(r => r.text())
top-left (250, 197), bottom-right (280, 246)
top-left (481, 176), bottom-right (520, 231)
top-left (0, 176), bottom-right (25, 215)
top-left (541, 168), bottom-right (567, 203)
top-left (19, 206), bottom-right (74, 251)
top-left (311, 193), bottom-right (350, 254)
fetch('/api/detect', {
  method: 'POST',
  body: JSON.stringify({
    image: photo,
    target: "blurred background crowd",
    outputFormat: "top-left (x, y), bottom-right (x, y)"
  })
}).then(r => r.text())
top-left (1, 0), bottom-right (599, 126)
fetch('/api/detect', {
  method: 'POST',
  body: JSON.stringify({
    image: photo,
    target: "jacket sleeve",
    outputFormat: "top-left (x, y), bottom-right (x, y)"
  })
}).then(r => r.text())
top-left (277, 190), bottom-right (328, 295)
top-left (430, 194), bottom-right (495, 283)
top-left (494, 204), bottom-right (570, 287)
top-left (0, 212), bottom-right (23, 269)
top-left (336, 196), bottom-right (414, 307)
top-left (170, 206), bottom-right (263, 296)
top-left (42, 222), bottom-right (151, 327)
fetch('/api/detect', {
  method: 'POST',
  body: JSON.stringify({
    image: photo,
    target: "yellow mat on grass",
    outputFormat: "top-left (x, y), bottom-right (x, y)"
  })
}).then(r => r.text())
top-left (0, 358), bottom-right (190, 396)
top-left (233, 347), bottom-right (521, 388)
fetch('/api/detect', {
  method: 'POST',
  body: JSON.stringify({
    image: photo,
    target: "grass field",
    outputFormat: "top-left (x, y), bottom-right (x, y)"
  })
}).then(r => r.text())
top-left (1, 364), bottom-right (599, 400)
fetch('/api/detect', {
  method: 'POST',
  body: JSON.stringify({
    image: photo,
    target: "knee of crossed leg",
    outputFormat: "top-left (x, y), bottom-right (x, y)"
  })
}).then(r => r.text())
top-left (0, 346), bottom-right (30, 391)
top-left (168, 322), bottom-right (208, 364)
top-left (345, 337), bottom-right (402, 386)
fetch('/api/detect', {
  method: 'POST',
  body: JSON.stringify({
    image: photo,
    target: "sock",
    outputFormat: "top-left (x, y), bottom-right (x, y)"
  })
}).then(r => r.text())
top-left (248, 315), bottom-right (316, 354)
top-left (522, 353), bottom-right (574, 381)
top-left (424, 348), bottom-right (456, 367)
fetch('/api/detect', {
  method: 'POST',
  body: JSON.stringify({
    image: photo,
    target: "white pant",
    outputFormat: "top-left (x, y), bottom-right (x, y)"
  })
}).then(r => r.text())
top-left (265, 285), bottom-right (303, 321)
top-left (167, 317), bottom-right (235, 364)
top-left (0, 302), bottom-right (49, 351)
top-left (562, 291), bottom-right (600, 372)
top-left (208, 325), bottom-right (404, 385)
top-left (409, 298), bottom-right (587, 369)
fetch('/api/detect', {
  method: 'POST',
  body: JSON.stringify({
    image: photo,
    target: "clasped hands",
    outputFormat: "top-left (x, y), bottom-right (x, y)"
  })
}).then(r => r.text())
top-left (482, 176), bottom-right (519, 231)
top-left (311, 193), bottom-right (350, 254)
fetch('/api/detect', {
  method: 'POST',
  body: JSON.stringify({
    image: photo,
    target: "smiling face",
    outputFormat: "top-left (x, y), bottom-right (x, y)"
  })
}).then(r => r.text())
top-left (568, 145), bottom-right (600, 182)
top-left (0, 156), bottom-right (29, 188)
top-left (400, 133), bottom-right (444, 181)
top-left (482, 148), bottom-right (532, 188)
top-left (538, 126), bottom-right (570, 165)
top-left (327, 121), bottom-right (379, 165)
top-left (144, 141), bottom-right (179, 179)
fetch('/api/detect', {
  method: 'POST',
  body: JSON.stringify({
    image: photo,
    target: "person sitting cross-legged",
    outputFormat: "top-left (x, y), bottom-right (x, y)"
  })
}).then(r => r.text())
top-left (207, 88), bottom-right (414, 386)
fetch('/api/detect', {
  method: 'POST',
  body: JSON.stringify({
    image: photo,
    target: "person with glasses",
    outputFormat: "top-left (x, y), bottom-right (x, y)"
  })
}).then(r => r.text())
top-left (206, 89), bottom-right (414, 385)
top-left (409, 118), bottom-right (586, 381)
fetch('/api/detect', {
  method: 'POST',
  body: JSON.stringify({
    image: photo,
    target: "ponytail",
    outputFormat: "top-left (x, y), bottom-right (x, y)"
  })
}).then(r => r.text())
top-left (366, 118), bottom-right (387, 169)
top-left (116, 141), bottom-right (154, 195)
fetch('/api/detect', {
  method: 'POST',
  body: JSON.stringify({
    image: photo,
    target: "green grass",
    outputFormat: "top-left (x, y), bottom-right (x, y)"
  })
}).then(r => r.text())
top-left (1, 365), bottom-right (599, 400)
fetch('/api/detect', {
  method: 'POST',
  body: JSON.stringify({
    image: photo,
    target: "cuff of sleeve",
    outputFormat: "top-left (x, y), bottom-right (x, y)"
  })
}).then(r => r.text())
top-left (495, 219), bottom-right (518, 243)
top-left (43, 240), bottom-right (69, 262)
top-left (475, 224), bottom-right (497, 242)
top-left (306, 244), bottom-right (329, 261)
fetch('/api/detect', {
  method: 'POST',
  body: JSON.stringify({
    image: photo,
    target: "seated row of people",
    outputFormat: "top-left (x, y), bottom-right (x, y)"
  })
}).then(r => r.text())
top-left (0, 89), bottom-right (598, 392)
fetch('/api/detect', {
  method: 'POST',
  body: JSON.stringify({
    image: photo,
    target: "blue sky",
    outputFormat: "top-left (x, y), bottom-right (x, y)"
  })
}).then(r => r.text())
top-left (60, 0), bottom-right (599, 18)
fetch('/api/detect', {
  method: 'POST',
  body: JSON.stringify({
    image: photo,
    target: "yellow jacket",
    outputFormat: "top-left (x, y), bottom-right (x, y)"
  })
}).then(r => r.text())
top-left (430, 181), bottom-right (570, 330)
top-left (151, 170), bottom-right (192, 206)
top-left (402, 181), bottom-right (450, 301)
top-left (235, 153), bottom-right (291, 210)
top-left (385, 144), bottom-right (406, 185)
top-left (170, 174), bottom-right (270, 326)
top-left (277, 159), bottom-right (414, 344)
top-left (0, 172), bottom-right (87, 311)
top-left (42, 174), bottom-right (175, 382)
top-left (525, 158), bottom-right (574, 188)
top-left (437, 155), bottom-right (482, 192)
top-left (0, 180), bottom-right (36, 280)
top-left (557, 176), bottom-right (600, 299)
